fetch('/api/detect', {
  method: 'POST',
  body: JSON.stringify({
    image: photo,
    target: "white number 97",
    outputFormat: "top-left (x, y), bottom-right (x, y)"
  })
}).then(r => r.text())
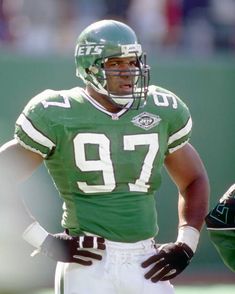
top-left (73, 133), bottom-right (159, 194)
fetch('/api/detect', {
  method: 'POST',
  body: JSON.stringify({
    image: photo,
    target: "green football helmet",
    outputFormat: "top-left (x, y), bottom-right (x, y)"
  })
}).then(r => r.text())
top-left (75, 19), bottom-right (150, 109)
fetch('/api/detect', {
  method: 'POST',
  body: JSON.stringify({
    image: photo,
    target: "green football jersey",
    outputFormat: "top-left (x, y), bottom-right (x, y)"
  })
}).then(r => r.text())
top-left (15, 85), bottom-right (192, 242)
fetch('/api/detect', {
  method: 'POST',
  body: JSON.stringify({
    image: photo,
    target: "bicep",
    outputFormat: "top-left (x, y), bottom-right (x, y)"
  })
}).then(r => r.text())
top-left (164, 143), bottom-right (208, 193)
top-left (0, 139), bottom-right (43, 183)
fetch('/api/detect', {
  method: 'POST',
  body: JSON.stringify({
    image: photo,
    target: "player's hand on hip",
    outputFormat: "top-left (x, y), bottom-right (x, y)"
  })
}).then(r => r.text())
top-left (23, 222), bottom-right (106, 265)
top-left (39, 233), bottom-right (106, 265)
top-left (141, 242), bottom-right (194, 282)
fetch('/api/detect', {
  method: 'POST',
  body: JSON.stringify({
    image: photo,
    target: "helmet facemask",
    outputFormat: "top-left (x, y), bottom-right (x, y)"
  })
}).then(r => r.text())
top-left (87, 53), bottom-right (150, 109)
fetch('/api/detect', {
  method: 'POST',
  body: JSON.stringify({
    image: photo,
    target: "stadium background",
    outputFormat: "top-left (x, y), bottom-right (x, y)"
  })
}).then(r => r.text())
top-left (0, 0), bottom-right (235, 293)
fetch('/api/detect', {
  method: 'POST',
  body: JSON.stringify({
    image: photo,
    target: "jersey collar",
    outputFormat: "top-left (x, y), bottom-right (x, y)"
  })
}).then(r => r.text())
top-left (80, 88), bottom-right (132, 119)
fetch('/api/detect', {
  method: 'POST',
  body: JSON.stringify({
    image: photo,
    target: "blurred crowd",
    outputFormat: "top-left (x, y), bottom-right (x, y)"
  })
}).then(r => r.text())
top-left (0, 0), bottom-right (235, 56)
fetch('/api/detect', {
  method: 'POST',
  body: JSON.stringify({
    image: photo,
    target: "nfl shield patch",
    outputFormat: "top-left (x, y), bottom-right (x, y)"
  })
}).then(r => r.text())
top-left (131, 112), bottom-right (161, 130)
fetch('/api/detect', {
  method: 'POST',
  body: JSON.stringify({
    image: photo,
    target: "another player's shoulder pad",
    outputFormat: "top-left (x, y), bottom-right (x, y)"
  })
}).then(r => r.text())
top-left (205, 183), bottom-right (235, 230)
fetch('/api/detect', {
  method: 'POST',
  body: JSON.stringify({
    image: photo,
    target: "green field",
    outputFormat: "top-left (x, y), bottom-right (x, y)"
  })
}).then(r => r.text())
top-left (176, 285), bottom-right (235, 294)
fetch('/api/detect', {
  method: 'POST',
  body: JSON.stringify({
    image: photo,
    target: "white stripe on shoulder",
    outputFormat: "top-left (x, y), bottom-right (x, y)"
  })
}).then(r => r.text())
top-left (168, 117), bottom-right (192, 145)
top-left (16, 114), bottom-right (55, 150)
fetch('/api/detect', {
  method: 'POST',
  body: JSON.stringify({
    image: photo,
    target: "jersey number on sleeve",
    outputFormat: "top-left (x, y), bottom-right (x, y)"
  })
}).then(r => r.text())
top-left (153, 93), bottom-right (178, 109)
top-left (73, 133), bottom-right (159, 193)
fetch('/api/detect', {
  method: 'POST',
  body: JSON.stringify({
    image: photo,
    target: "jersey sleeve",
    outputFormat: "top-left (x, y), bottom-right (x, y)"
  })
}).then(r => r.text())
top-left (163, 88), bottom-right (192, 154)
top-left (206, 229), bottom-right (235, 272)
top-left (148, 85), bottom-right (192, 155)
top-left (14, 90), bottom-right (57, 158)
top-left (167, 109), bottom-right (192, 154)
top-left (205, 184), bottom-right (235, 272)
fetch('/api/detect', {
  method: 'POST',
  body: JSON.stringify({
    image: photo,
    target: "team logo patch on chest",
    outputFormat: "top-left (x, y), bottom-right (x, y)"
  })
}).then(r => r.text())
top-left (131, 112), bottom-right (161, 130)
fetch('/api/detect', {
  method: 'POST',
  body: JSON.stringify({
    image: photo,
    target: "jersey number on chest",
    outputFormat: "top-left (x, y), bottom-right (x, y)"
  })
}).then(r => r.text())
top-left (73, 133), bottom-right (159, 193)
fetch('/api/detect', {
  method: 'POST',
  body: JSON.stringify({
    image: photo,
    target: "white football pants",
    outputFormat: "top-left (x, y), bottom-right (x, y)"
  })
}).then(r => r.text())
top-left (55, 238), bottom-right (175, 294)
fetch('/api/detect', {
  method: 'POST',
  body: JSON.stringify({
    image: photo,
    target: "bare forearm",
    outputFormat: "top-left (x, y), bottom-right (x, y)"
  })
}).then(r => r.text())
top-left (0, 139), bottom-right (43, 231)
top-left (178, 174), bottom-right (210, 231)
top-left (0, 139), bottom-right (43, 184)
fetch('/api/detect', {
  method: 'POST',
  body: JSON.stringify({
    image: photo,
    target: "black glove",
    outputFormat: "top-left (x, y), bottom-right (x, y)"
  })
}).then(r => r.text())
top-left (141, 242), bottom-right (194, 282)
top-left (38, 233), bottom-right (106, 265)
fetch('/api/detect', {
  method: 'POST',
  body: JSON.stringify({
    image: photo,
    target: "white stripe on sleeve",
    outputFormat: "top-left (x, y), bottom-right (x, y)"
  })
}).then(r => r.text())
top-left (168, 140), bottom-right (189, 154)
top-left (16, 113), bottom-right (55, 150)
top-left (168, 117), bottom-right (192, 145)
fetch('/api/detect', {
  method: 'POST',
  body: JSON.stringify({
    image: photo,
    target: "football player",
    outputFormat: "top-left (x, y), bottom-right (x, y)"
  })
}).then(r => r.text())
top-left (205, 184), bottom-right (235, 272)
top-left (0, 20), bottom-right (209, 293)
